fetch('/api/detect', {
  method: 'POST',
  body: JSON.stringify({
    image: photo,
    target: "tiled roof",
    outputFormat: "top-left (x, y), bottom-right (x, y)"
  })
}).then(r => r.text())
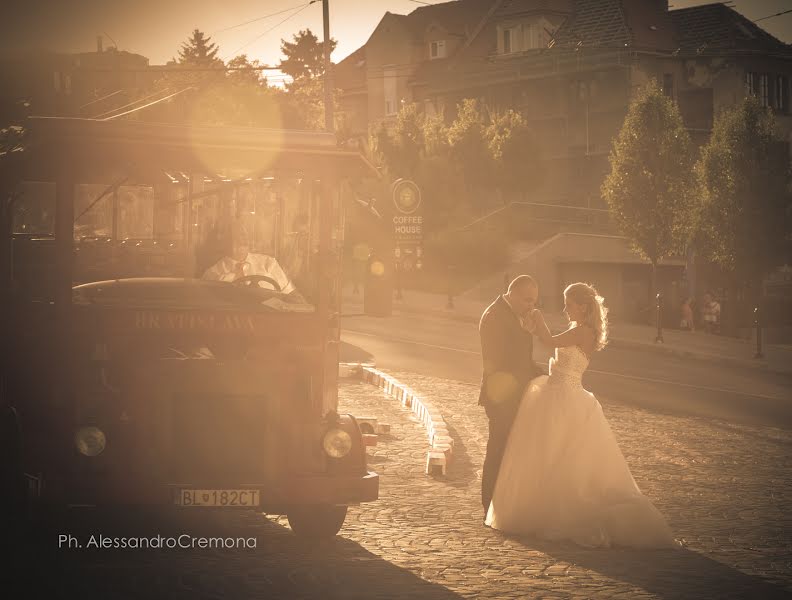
top-left (552, 0), bottom-right (630, 48)
top-left (335, 46), bottom-right (366, 90)
top-left (623, 0), bottom-right (676, 52)
top-left (344, 0), bottom-right (792, 97)
top-left (669, 3), bottom-right (792, 56)
top-left (389, 1), bottom-right (496, 87)
top-left (495, 0), bottom-right (573, 18)
top-left (538, 0), bottom-right (675, 52)
top-left (400, 0), bottom-right (494, 39)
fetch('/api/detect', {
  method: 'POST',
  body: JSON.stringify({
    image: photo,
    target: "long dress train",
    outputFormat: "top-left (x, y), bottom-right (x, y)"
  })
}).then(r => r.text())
top-left (485, 346), bottom-right (677, 548)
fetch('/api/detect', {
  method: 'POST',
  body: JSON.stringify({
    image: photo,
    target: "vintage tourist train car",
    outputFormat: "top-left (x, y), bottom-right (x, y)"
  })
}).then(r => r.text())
top-left (0, 116), bottom-right (381, 537)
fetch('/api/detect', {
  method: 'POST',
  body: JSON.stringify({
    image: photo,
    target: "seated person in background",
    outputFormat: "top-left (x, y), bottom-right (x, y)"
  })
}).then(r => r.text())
top-left (202, 221), bottom-right (297, 295)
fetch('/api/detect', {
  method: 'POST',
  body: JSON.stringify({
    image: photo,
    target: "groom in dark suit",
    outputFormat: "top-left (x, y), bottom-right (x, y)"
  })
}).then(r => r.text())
top-left (479, 275), bottom-right (540, 518)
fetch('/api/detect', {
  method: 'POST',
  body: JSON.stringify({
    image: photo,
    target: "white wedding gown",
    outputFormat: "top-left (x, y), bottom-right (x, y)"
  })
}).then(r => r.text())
top-left (485, 345), bottom-right (677, 548)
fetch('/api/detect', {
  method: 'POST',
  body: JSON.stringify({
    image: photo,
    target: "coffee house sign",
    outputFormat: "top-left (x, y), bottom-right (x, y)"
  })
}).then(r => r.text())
top-left (391, 179), bottom-right (422, 240)
top-left (391, 179), bottom-right (423, 271)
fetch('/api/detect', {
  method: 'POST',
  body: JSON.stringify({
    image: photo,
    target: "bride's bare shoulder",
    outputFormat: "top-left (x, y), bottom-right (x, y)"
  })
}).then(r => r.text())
top-left (574, 324), bottom-right (596, 352)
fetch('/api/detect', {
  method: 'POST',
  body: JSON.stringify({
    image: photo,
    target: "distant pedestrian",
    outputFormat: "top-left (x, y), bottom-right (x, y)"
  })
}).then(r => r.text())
top-left (680, 297), bottom-right (695, 331)
top-left (701, 291), bottom-right (721, 334)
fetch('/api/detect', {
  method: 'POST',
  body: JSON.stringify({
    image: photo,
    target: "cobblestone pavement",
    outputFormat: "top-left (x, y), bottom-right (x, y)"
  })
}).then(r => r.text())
top-left (338, 373), bottom-right (792, 600)
top-left (11, 375), bottom-right (792, 599)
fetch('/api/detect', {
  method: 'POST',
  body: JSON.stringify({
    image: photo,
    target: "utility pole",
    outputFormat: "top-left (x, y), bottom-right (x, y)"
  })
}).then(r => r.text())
top-left (322, 0), bottom-right (334, 132)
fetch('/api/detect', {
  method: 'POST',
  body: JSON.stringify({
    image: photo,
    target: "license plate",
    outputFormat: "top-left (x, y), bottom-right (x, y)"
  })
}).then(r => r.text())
top-left (177, 489), bottom-right (260, 507)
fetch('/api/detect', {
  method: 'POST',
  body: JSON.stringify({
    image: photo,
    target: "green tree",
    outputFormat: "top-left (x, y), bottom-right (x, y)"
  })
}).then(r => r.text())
top-left (372, 103), bottom-right (424, 178)
top-left (276, 29), bottom-right (340, 130)
top-left (601, 81), bottom-right (699, 304)
top-left (279, 29), bottom-right (337, 81)
top-left (279, 76), bottom-right (340, 130)
top-left (146, 29), bottom-right (226, 122)
top-left (188, 80), bottom-right (285, 128)
top-left (697, 96), bottom-right (791, 292)
top-left (423, 112), bottom-right (450, 157)
top-left (418, 113), bottom-right (464, 229)
top-left (178, 29), bottom-right (222, 67)
top-left (226, 54), bottom-right (267, 87)
top-left (487, 109), bottom-right (541, 203)
top-left (447, 99), bottom-right (492, 210)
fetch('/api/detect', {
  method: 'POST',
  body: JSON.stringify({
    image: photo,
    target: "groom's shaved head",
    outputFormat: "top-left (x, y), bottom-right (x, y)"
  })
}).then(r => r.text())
top-left (508, 275), bottom-right (537, 293)
top-left (505, 275), bottom-right (538, 318)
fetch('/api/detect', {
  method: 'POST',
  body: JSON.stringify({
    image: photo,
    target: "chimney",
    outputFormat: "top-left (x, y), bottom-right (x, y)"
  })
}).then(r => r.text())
top-left (96, 35), bottom-right (103, 53)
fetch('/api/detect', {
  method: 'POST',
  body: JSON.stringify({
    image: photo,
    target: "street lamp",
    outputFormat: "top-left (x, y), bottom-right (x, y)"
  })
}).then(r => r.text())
top-left (655, 293), bottom-right (664, 344)
top-left (753, 306), bottom-right (764, 359)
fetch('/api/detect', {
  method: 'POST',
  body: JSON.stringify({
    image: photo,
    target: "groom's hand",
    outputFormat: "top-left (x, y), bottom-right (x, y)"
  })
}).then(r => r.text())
top-left (521, 310), bottom-right (538, 333)
top-left (529, 309), bottom-right (546, 329)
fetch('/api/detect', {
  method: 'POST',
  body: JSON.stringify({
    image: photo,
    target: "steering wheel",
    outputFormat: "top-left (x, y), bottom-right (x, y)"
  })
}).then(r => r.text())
top-left (232, 274), bottom-right (282, 292)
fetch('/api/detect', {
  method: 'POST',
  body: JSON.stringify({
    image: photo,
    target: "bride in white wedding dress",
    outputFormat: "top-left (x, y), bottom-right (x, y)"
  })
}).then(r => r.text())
top-left (485, 283), bottom-right (677, 548)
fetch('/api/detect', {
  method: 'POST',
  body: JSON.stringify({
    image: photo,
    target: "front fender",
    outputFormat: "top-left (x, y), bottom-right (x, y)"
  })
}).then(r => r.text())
top-left (326, 413), bottom-right (367, 475)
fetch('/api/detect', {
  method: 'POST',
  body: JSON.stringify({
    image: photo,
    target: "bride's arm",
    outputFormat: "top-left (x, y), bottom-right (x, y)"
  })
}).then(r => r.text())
top-left (529, 310), bottom-right (592, 349)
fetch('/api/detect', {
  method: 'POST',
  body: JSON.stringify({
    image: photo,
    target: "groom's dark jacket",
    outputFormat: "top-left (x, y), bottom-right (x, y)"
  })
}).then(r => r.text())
top-left (478, 295), bottom-right (540, 407)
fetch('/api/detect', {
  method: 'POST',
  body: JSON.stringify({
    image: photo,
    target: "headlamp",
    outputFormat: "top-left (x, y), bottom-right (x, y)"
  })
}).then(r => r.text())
top-left (75, 426), bottom-right (107, 457)
top-left (322, 428), bottom-right (352, 459)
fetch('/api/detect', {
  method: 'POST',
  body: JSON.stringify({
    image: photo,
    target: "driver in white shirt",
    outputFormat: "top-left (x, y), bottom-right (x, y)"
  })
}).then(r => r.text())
top-left (202, 221), bottom-right (296, 295)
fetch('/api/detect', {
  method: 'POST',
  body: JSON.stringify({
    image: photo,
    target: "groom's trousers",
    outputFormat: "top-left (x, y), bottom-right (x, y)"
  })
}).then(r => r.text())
top-left (481, 397), bottom-right (520, 513)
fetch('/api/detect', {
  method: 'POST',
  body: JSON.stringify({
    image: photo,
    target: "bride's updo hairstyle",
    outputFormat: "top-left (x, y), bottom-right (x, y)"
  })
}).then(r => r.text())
top-left (564, 282), bottom-right (609, 351)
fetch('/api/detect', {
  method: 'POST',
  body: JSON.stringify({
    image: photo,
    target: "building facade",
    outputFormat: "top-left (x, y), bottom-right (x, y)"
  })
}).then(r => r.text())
top-left (337, 0), bottom-right (792, 320)
top-left (0, 36), bottom-right (157, 122)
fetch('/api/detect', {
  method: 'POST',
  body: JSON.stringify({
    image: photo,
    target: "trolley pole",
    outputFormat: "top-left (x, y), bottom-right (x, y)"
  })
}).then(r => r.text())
top-left (322, 0), bottom-right (334, 132)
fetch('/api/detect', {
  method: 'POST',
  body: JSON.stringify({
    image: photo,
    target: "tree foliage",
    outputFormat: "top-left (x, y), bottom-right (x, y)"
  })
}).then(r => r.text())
top-left (279, 29), bottom-right (337, 81)
top-left (447, 99), bottom-right (492, 198)
top-left (423, 113), bottom-right (450, 157)
top-left (276, 29), bottom-right (340, 130)
top-left (186, 54), bottom-right (284, 128)
top-left (372, 100), bottom-right (545, 225)
top-left (177, 29), bottom-right (223, 68)
top-left (696, 96), bottom-right (791, 286)
top-left (226, 54), bottom-right (267, 87)
top-left (487, 109), bottom-right (541, 201)
top-left (372, 103), bottom-right (424, 179)
top-left (601, 81), bottom-right (699, 282)
top-left (151, 28), bottom-right (226, 116)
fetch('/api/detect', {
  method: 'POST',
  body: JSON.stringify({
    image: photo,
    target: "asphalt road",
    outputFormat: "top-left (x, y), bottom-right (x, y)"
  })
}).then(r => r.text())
top-left (341, 312), bottom-right (792, 430)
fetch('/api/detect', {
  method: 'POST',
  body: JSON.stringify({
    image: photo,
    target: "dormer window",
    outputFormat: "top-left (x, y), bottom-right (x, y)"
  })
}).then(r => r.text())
top-left (430, 40), bottom-right (447, 59)
top-left (499, 19), bottom-right (553, 55)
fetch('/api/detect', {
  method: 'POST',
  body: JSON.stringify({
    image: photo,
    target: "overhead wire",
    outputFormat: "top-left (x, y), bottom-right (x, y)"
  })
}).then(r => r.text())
top-left (85, 1), bottom-right (338, 118)
top-left (224, 1), bottom-right (319, 61)
top-left (213, 2), bottom-right (315, 34)
top-left (92, 86), bottom-right (178, 119)
top-left (79, 89), bottom-right (124, 110)
top-left (102, 87), bottom-right (196, 120)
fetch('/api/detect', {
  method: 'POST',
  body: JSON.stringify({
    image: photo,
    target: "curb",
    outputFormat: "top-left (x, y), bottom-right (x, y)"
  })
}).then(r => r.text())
top-left (342, 363), bottom-right (453, 476)
top-left (608, 337), bottom-right (789, 376)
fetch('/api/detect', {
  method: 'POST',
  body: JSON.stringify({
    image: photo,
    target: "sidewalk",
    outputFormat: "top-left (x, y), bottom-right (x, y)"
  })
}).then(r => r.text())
top-left (342, 286), bottom-right (792, 376)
